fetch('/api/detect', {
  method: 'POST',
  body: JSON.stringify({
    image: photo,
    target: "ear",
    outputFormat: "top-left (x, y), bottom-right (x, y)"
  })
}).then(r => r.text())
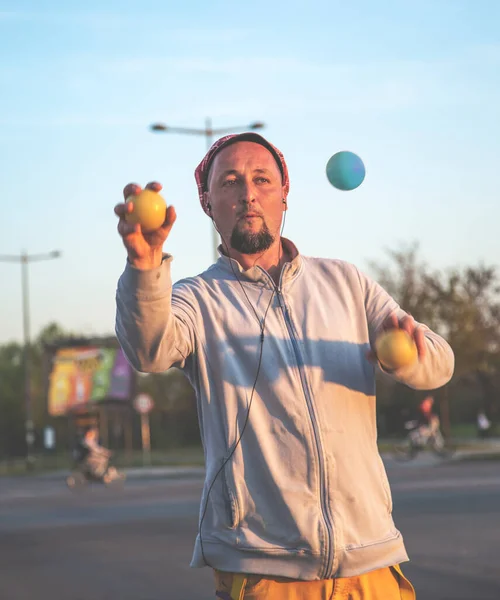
top-left (282, 186), bottom-right (288, 211)
top-left (282, 197), bottom-right (288, 211)
top-left (203, 191), bottom-right (212, 215)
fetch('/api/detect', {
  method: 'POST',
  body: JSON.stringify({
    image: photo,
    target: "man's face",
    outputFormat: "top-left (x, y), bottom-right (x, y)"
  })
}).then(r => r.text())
top-left (205, 141), bottom-right (286, 255)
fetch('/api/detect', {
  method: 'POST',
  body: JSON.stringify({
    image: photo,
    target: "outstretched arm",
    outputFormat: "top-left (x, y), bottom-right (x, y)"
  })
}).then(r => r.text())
top-left (360, 269), bottom-right (454, 390)
top-left (114, 182), bottom-right (196, 373)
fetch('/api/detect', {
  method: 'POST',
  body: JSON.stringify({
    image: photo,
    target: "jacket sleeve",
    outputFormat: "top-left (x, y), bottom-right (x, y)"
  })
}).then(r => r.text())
top-left (115, 255), bottom-right (197, 373)
top-left (356, 267), bottom-right (455, 390)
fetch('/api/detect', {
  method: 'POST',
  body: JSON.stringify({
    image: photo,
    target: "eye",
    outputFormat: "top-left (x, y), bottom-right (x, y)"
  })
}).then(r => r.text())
top-left (255, 177), bottom-right (270, 184)
top-left (222, 179), bottom-right (237, 187)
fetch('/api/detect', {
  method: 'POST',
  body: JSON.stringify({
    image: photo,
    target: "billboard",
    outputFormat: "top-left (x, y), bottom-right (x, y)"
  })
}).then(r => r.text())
top-left (48, 346), bottom-right (133, 416)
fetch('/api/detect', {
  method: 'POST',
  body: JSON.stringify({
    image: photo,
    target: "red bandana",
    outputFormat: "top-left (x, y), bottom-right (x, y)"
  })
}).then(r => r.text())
top-left (194, 132), bottom-right (290, 216)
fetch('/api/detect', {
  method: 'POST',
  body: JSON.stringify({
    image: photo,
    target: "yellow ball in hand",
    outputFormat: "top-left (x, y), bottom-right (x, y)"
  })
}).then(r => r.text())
top-left (375, 329), bottom-right (418, 370)
top-left (125, 189), bottom-right (167, 233)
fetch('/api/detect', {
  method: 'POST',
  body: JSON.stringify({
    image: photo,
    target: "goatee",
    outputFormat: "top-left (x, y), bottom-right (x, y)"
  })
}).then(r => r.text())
top-left (230, 222), bottom-right (275, 254)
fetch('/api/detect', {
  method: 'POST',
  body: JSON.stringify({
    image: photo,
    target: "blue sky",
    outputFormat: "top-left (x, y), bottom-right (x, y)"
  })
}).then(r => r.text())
top-left (1, 0), bottom-right (498, 343)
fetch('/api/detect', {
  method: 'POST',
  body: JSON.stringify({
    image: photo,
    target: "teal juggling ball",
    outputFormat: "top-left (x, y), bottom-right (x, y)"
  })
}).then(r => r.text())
top-left (326, 151), bottom-right (366, 191)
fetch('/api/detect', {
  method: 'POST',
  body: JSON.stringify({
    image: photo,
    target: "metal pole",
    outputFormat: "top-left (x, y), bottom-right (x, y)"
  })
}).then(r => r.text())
top-left (21, 252), bottom-right (35, 468)
top-left (204, 117), bottom-right (219, 263)
top-left (141, 413), bottom-right (151, 466)
top-left (0, 249), bottom-right (61, 469)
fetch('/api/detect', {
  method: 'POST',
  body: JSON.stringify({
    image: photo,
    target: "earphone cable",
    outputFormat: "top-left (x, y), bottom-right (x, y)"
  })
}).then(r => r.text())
top-left (198, 210), bottom-right (287, 567)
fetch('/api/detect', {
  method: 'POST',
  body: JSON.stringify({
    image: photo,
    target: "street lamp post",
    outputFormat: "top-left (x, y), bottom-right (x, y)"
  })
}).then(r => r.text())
top-left (0, 250), bottom-right (62, 468)
top-left (150, 117), bottom-right (265, 262)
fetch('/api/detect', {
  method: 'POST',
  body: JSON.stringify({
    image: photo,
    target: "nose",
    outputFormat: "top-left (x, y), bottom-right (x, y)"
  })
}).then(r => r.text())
top-left (239, 180), bottom-right (257, 205)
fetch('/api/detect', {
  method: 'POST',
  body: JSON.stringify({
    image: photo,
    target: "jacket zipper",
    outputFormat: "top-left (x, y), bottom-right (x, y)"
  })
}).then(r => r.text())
top-left (274, 279), bottom-right (335, 579)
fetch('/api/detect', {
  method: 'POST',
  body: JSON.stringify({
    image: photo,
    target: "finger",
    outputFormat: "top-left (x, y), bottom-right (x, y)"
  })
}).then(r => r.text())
top-left (400, 314), bottom-right (416, 336)
top-left (162, 205), bottom-right (177, 229)
top-left (151, 205), bottom-right (177, 237)
top-left (145, 181), bottom-right (163, 192)
top-left (114, 202), bottom-right (134, 218)
top-left (140, 206), bottom-right (176, 247)
top-left (414, 326), bottom-right (426, 359)
top-left (383, 313), bottom-right (399, 331)
top-left (123, 183), bottom-right (142, 200)
top-left (365, 350), bottom-right (377, 364)
top-left (117, 220), bottom-right (140, 238)
top-left (142, 207), bottom-right (176, 243)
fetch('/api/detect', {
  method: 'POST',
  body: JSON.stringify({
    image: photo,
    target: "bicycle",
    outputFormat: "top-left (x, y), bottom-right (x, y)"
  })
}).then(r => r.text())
top-left (392, 418), bottom-right (456, 462)
top-left (66, 463), bottom-right (126, 491)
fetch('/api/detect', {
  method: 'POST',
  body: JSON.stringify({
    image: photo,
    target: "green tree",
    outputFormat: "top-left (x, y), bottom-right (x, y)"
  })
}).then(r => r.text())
top-left (0, 322), bottom-right (78, 458)
top-left (137, 368), bottom-right (199, 448)
top-left (0, 342), bottom-right (24, 457)
top-left (369, 244), bottom-right (500, 432)
top-left (428, 264), bottom-right (500, 425)
top-left (368, 242), bottom-right (438, 328)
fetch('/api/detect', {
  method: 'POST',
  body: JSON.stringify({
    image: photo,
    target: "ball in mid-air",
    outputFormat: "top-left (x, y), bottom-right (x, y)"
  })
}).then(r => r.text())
top-left (326, 151), bottom-right (365, 191)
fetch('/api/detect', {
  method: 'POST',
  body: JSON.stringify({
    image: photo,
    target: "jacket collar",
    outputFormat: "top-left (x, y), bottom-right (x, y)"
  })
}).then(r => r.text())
top-left (215, 237), bottom-right (302, 287)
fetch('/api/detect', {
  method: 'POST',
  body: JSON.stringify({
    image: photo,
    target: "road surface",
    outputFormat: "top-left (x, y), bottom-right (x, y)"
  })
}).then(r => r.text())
top-left (0, 457), bottom-right (499, 599)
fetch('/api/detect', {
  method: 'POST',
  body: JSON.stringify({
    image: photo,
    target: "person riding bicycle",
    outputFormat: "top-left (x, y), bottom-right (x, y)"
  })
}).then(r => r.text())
top-left (413, 395), bottom-right (441, 446)
top-left (78, 426), bottom-right (112, 479)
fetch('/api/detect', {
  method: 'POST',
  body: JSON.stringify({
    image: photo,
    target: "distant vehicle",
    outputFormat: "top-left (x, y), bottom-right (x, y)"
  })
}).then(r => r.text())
top-left (67, 425), bottom-right (126, 490)
top-left (392, 416), bottom-right (455, 461)
top-left (66, 462), bottom-right (126, 490)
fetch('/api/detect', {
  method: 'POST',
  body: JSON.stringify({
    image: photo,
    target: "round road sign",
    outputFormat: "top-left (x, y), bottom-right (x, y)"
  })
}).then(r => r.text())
top-left (134, 394), bottom-right (154, 414)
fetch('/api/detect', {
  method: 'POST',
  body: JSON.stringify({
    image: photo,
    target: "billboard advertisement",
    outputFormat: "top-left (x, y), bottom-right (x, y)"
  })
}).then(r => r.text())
top-left (48, 346), bottom-right (133, 416)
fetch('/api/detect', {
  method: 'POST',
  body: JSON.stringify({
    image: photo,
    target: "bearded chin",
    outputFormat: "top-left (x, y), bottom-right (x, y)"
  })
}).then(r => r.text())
top-left (230, 222), bottom-right (275, 254)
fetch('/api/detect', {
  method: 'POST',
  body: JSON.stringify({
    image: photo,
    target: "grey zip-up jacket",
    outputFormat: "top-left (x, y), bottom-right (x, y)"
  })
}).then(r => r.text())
top-left (115, 239), bottom-right (454, 580)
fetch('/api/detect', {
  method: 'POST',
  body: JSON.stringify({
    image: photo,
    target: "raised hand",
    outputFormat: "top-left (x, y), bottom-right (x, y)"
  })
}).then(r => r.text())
top-left (115, 181), bottom-right (176, 270)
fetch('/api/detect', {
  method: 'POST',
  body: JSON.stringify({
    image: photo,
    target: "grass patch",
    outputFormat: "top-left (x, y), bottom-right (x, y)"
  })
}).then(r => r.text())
top-left (3, 437), bottom-right (500, 477)
top-left (0, 445), bottom-right (206, 477)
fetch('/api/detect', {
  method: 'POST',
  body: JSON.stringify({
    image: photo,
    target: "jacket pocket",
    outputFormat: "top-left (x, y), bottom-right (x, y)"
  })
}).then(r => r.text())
top-left (376, 454), bottom-right (393, 513)
top-left (221, 459), bottom-right (240, 530)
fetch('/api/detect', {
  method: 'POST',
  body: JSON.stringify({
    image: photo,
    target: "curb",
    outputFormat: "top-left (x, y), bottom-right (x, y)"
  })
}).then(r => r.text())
top-left (124, 466), bottom-right (205, 479)
top-left (4, 441), bottom-right (500, 480)
top-left (448, 451), bottom-right (500, 463)
top-left (24, 465), bottom-right (206, 482)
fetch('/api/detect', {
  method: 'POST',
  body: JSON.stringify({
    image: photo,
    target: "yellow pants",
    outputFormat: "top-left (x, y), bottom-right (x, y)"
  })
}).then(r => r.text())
top-left (214, 564), bottom-right (416, 600)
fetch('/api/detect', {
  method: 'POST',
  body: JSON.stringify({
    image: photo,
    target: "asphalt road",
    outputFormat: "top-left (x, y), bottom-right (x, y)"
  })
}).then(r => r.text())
top-left (0, 457), bottom-right (499, 600)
